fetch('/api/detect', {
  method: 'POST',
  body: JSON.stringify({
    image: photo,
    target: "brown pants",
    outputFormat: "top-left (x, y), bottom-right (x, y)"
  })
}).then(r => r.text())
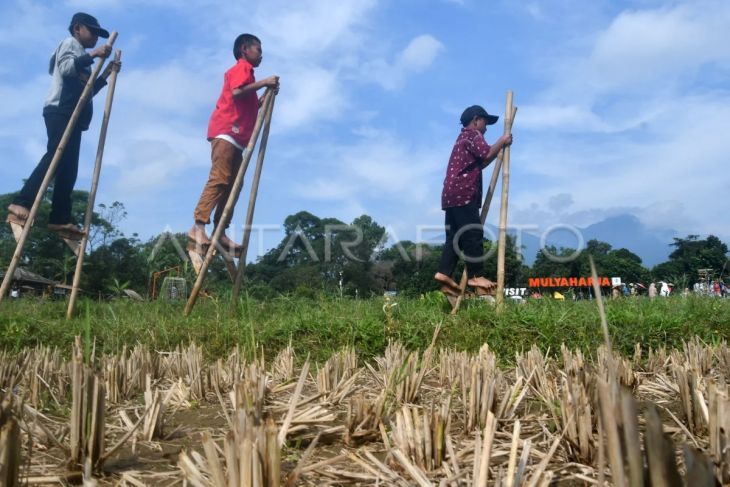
top-left (193, 138), bottom-right (243, 228)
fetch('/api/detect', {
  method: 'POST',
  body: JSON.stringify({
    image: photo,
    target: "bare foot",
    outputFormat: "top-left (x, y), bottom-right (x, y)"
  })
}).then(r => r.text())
top-left (7, 204), bottom-right (29, 220)
top-left (434, 272), bottom-right (460, 290)
top-left (187, 223), bottom-right (210, 246)
top-left (468, 276), bottom-right (495, 290)
top-left (48, 223), bottom-right (85, 240)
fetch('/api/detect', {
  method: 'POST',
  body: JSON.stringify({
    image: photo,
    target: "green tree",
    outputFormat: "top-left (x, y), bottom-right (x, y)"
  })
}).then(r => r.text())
top-left (653, 235), bottom-right (729, 284)
top-left (246, 211), bottom-right (387, 296)
top-left (531, 245), bottom-right (583, 277)
top-left (532, 239), bottom-right (650, 285)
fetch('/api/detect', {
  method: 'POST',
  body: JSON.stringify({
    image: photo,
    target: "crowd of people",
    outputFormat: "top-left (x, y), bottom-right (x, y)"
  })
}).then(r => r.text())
top-left (692, 280), bottom-right (728, 297)
top-left (609, 280), bottom-right (728, 299)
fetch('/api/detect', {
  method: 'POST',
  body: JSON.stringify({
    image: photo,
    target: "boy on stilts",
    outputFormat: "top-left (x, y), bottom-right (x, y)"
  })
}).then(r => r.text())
top-left (434, 105), bottom-right (513, 297)
top-left (6, 13), bottom-right (120, 242)
top-left (188, 34), bottom-right (279, 255)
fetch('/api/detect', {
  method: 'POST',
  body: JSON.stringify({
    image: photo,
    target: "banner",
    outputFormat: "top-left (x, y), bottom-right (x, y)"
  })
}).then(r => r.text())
top-left (527, 277), bottom-right (611, 288)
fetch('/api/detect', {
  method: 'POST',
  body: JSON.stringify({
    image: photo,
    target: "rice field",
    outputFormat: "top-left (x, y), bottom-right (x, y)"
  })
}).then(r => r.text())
top-left (2, 295), bottom-right (730, 485)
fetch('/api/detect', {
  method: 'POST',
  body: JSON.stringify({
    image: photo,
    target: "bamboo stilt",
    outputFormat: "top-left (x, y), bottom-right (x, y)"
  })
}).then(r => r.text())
top-left (495, 90), bottom-right (514, 313)
top-left (184, 89), bottom-right (275, 316)
top-left (230, 93), bottom-right (276, 309)
top-left (0, 32), bottom-right (118, 305)
top-left (66, 50), bottom-right (123, 320)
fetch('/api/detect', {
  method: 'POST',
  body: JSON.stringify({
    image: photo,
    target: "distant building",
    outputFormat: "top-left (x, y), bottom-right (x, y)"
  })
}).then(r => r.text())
top-left (0, 267), bottom-right (59, 297)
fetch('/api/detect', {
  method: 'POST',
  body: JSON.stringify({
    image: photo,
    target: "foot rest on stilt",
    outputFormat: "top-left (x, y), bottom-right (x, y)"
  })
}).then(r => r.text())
top-left (5, 216), bottom-right (24, 243)
top-left (187, 240), bottom-right (210, 275)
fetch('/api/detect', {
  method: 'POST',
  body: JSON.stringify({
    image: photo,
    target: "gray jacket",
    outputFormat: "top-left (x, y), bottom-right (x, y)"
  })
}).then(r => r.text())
top-left (43, 37), bottom-right (107, 130)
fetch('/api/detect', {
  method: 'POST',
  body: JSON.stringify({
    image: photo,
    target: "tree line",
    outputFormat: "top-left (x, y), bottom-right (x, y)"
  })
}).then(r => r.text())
top-left (1, 190), bottom-right (727, 299)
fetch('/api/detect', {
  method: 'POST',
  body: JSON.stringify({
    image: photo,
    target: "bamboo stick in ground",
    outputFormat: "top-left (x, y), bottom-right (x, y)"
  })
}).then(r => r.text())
top-left (476, 411), bottom-right (497, 486)
top-left (619, 388), bottom-right (643, 487)
top-left (69, 338), bottom-right (84, 466)
top-left (391, 448), bottom-right (432, 487)
top-left (230, 92), bottom-right (276, 309)
top-left (277, 358), bottom-right (310, 448)
top-left (644, 404), bottom-right (683, 487)
top-left (451, 104), bottom-right (517, 315)
top-left (184, 88), bottom-right (274, 316)
top-left (597, 379), bottom-right (626, 487)
top-left (495, 90), bottom-right (515, 313)
top-left (0, 394), bottom-right (20, 487)
top-left (0, 33), bottom-right (118, 305)
top-left (505, 419), bottom-right (521, 487)
top-left (67, 50), bottom-right (123, 320)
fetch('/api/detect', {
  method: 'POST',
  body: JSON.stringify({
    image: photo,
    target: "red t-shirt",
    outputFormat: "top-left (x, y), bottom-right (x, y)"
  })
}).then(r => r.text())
top-left (207, 59), bottom-right (258, 147)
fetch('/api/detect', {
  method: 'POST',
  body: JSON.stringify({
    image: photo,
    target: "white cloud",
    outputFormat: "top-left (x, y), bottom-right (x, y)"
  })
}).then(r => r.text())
top-left (547, 193), bottom-right (573, 213)
top-left (509, 0), bottom-right (730, 242)
top-left (116, 63), bottom-right (216, 116)
top-left (365, 34), bottom-right (445, 91)
top-left (538, 0), bottom-right (730, 103)
top-left (510, 90), bottom-right (730, 239)
top-left (274, 66), bottom-right (347, 130)
top-left (397, 35), bottom-right (444, 72)
top-left (586, 2), bottom-right (730, 93)
top-left (288, 129), bottom-right (446, 207)
top-left (0, 2), bottom-right (61, 51)
top-left (251, 0), bottom-right (377, 60)
top-left (518, 104), bottom-right (610, 132)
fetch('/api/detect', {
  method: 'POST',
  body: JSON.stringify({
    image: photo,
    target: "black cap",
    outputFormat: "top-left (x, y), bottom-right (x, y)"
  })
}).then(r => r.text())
top-left (460, 105), bottom-right (499, 127)
top-left (69, 12), bottom-right (110, 39)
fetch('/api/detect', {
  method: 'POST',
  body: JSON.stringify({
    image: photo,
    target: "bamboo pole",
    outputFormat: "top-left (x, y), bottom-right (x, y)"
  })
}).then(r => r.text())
top-left (495, 90), bottom-right (514, 312)
top-left (0, 33), bottom-right (118, 305)
top-left (67, 50), bottom-right (122, 320)
top-left (230, 92), bottom-right (276, 309)
top-left (184, 89), bottom-right (274, 316)
top-left (451, 104), bottom-right (517, 315)
top-left (0, 395), bottom-right (20, 487)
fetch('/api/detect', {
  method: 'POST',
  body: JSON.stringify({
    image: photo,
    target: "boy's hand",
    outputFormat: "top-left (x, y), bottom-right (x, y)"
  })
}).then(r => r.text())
top-left (501, 134), bottom-right (514, 147)
top-left (90, 44), bottom-right (112, 59)
top-left (263, 75), bottom-right (280, 90)
top-left (101, 60), bottom-right (122, 79)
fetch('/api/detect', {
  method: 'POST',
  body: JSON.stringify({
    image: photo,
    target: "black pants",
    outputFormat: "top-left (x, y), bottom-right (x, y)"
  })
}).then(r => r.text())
top-left (437, 201), bottom-right (485, 278)
top-left (13, 113), bottom-right (83, 225)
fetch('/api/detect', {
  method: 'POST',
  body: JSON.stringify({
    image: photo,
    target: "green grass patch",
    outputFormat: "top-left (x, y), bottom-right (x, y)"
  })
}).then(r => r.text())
top-left (2, 294), bottom-right (729, 363)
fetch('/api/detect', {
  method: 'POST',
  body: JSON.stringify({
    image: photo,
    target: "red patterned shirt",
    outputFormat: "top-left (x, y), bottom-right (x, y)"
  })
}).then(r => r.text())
top-left (441, 128), bottom-right (492, 209)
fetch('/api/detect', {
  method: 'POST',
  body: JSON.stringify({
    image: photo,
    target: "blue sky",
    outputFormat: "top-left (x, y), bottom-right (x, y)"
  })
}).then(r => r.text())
top-left (1, 0), bottom-right (729, 260)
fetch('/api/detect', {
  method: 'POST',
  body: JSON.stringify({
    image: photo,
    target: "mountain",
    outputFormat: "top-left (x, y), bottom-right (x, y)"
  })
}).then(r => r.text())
top-left (508, 214), bottom-right (677, 267)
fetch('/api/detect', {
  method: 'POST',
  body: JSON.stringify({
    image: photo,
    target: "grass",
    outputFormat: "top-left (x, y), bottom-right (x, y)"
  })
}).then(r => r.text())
top-left (1, 293), bottom-right (729, 364)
